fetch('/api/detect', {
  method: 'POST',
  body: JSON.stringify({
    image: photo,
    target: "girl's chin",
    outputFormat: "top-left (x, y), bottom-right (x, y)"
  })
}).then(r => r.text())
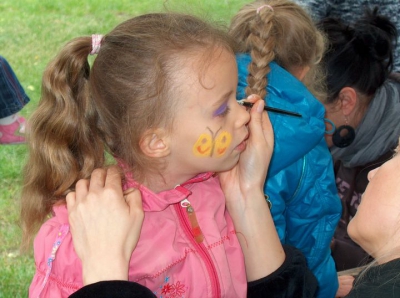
top-left (217, 156), bottom-right (240, 172)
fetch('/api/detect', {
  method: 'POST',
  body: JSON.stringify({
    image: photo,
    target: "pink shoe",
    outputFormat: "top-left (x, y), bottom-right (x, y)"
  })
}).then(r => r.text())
top-left (0, 116), bottom-right (26, 144)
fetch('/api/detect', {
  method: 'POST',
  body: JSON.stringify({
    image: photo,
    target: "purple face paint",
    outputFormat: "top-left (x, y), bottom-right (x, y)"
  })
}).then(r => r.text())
top-left (213, 102), bottom-right (229, 117)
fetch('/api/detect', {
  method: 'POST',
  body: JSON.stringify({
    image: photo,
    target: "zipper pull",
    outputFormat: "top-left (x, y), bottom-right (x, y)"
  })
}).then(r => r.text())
top-left (181, 199), bottom-right (204, 243)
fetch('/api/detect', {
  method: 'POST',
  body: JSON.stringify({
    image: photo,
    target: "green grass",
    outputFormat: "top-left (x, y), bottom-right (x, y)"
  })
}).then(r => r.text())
top-left (0, 0), bottom-right (249, 296)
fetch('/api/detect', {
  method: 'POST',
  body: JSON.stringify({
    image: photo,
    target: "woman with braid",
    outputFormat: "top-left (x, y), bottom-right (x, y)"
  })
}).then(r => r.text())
top-left (229, 1), bottom-right (343, 297)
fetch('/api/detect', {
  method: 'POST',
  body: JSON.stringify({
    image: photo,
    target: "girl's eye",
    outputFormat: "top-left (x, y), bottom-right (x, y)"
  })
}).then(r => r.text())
top-left (214, 103), bottom-right (231, 117)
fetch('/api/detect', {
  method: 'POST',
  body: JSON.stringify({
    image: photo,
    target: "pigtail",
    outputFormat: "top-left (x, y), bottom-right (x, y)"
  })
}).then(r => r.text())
top-left (20, 37), bottom-right (105, 251)
top-left (245, 7), bottom-right (275, 99)
top-left (230, 0), bottom-right (328, 102)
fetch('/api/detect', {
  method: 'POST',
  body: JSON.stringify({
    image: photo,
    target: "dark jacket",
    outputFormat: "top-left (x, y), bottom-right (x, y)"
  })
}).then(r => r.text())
top-left (345, 258), bottom-right (400, 298)
top-left (331, 75), bottom-right (400, 271)
top-left (332, 150), bottom-right (394, 271)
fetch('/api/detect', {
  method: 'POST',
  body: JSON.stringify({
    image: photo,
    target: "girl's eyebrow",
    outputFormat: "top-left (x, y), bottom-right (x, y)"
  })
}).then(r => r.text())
top-left (212, 90), bottom-right (234, 107)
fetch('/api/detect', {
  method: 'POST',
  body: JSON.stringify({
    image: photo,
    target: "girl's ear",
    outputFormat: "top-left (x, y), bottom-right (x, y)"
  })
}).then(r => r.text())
top-left (290, 66), bottom-right (310, 81)
top-left (139, 129), bottom-right (171, 158)
top-left (338, 87), bottom-right (358, 116)
top-left (298, 66), bottom-right (310, 82)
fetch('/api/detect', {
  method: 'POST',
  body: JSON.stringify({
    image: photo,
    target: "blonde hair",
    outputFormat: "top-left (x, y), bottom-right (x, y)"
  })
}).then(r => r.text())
top-left (20, 13), bottom-right (235, 251)
top-left (229, 0), bottom-right (326, 101)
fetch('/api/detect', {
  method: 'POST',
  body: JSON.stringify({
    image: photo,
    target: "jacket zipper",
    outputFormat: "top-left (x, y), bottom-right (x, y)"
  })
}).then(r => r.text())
top-left (180, 199), bottom-right (204, 243)
top-left (175, 198), bottom-right (221, 298)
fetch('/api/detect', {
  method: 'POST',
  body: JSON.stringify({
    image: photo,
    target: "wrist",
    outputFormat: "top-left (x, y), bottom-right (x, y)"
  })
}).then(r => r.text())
top-left (226, 190), bottom-right (269, 213)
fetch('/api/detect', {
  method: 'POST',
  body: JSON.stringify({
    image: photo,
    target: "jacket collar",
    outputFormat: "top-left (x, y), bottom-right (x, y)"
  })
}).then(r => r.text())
top-left (124, 172), bottom-right (215, 212)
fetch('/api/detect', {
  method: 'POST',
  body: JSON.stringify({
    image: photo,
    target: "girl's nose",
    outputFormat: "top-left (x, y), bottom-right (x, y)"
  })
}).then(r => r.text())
top-left (236, 101), bottom-right (251, 127)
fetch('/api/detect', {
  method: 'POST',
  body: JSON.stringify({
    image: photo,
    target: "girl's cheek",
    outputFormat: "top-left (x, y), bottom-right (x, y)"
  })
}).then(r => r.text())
top-left (214, 131), bottom-right (232, 157)
top-left (192, 129), bottom-right (232, 158)
top-left (193, 133), bottom-right (213, 157)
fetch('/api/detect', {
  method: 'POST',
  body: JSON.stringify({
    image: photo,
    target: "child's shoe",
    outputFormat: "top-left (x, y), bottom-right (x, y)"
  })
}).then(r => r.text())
top-left (0, 116), bottom-right (26, 144)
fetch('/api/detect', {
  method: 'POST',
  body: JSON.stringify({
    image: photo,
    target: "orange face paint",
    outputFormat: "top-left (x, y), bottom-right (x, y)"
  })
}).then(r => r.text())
top-left (192, 127), bottom-right (232, 157)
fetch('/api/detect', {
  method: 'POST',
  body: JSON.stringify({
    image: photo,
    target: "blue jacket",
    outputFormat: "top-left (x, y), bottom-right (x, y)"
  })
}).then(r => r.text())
top-left (236, 54), bottom-right (342, 298)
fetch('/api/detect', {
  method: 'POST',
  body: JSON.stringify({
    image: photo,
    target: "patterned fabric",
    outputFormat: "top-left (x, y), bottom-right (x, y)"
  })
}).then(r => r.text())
top-left (29, 174), bottom-right (247, 298)
top-left (0, 55), bottom-right (30, 118)
top-left (293, 0), bottom-right (400, 72)
top-left (37, 224), bottom-right (70, 298)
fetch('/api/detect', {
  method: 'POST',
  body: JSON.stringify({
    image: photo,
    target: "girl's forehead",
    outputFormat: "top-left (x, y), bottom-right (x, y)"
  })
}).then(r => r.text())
top-left (173, 48), bottom-right (235, 85)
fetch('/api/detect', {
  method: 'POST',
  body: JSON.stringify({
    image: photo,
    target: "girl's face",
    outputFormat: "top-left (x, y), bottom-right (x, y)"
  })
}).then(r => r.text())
top-left (348, 148), bottom-right (400, 261)
top-left (167, 48), bottom-right (250, 176)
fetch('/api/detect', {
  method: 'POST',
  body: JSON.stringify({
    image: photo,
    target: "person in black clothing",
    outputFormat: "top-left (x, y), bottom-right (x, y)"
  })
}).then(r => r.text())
top-left (318, 8), bottom-right (400, 273)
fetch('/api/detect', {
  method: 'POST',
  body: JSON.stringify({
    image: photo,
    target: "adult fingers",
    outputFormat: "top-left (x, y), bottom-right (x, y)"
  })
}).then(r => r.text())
top-left (104, 166), bottom-right (123, 188)
top-left (104, 166), bottom-right (124, 198)
top-left (246, 94), bottom-right (273, 151)
top-left (88, 168), bottom-right (107, 192)
top-left (66, 191), bottom-right (76, 210)
top-left (260, 108), bottom-right (274, 149)
top-left (125, 188), bottom-right (144, 218)
top-left (247, 99), bottom-right (271, 158)
top-left (73, 179), bottom-right (90, 202)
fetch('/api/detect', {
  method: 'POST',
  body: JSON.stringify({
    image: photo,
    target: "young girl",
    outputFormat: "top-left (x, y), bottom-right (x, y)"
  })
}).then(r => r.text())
top-left (229, 1), bottom-right (342, 297)
top-left (21, 13), bottom-right (317, 298)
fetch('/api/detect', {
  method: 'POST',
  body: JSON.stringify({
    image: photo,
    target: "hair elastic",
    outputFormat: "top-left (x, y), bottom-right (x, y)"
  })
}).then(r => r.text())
top-left (90, 34), bottom-right (103, 55)
top-left (257, 4), bottom-right (274, 14)
top-left (324, 118), bottom-right (336, 135)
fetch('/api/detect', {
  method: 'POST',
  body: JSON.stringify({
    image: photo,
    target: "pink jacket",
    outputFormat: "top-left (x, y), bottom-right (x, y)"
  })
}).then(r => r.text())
top-left (29, 172), bottom-right (247, 298)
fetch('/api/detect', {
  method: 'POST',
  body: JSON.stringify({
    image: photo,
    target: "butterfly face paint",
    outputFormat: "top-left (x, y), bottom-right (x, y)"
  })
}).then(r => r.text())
top-left (193, 127), bottom-right (232, 157)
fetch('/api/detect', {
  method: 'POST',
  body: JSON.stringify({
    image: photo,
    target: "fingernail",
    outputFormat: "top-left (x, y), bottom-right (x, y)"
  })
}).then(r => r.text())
top-left (257, 101), bottom-right (264, 113)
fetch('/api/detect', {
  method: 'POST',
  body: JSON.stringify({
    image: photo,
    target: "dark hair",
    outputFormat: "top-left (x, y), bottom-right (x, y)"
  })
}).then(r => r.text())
top-left (319, 7), bottom-right (397, 104)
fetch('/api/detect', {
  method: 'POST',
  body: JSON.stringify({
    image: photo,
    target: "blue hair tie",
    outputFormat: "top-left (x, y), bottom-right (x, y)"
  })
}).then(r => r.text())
top-left (324, 118), bottom-right (336, 135)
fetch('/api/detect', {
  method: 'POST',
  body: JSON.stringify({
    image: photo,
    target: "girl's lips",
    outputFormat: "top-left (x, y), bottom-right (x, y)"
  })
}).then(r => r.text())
top-left (236, 139), bottom-right (247, 152)
top-left (235, 134), bottom-right (249, 152)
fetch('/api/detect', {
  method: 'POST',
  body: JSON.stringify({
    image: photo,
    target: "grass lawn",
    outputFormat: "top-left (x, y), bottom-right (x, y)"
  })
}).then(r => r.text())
top-left (0, 0), bottom-right (249, 296)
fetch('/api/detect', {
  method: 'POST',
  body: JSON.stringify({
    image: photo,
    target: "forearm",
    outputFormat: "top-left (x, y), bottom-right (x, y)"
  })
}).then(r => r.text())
top-left (227, 191), bottom-right (285, 281)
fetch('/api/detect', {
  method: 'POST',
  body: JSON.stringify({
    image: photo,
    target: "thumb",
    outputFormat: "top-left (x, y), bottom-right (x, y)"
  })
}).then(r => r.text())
top-left (124, 188), bottom-right (144, 216)
top-left (248, 99), bottom-right (265, 139)
top-left (66, 191), bottom-right (76, 210)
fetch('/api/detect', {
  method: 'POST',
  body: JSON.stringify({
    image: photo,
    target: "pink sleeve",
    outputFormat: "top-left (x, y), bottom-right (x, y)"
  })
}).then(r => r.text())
top-left (29, 209), bottom-right (83, 298)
